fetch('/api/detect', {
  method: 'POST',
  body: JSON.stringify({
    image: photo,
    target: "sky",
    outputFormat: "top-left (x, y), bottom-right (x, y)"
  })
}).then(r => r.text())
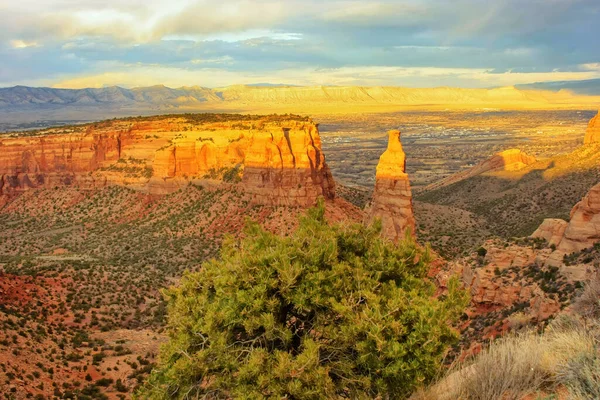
top-left (1, 0), bottom-right (600, 89)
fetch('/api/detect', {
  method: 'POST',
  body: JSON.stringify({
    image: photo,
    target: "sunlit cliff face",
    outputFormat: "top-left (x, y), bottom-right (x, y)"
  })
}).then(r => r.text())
top-left (369, 130), bottom-right (415, 241)
top-left (0, 115), bottom-right (335, 206)
top-left (584, 110), bottom-right (600, 145)
top-left (494, 149), bottom-right (537, 172)
top-left (374, 130), bottom-right (407, 180)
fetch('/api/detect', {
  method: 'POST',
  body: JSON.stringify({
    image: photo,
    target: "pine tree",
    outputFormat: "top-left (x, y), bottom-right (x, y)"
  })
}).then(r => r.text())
top-left (138, 200), bottom-right (468, 399)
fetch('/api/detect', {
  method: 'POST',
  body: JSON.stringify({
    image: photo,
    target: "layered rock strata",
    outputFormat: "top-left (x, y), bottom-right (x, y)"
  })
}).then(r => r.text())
top-left (584, 110), bottom-right (600, 145)
top-left (242, 123), bottom-right (335, 207)
top-left (529, 182), bottom-right (600, 265)
top-left (531, 219), bottom-right (568, 247)
top-left (0, 127), bottom-right (130, 195)
top-left (367, 130), bottom-right (415, 241)
top-left (0, 116), bottom-right (335, 207)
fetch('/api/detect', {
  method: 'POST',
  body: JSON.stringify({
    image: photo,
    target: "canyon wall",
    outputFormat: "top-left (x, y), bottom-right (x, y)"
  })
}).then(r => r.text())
top-left (242, 123), bottom-right (335, 207)
top-left (0, 116), bottom-right (335, 207)
top-left (0, 127), bottom-right (130, 194)
top-left (584, 110), bottom-right (600, 144)
top-left (367, 130), bottom-right (415, 241)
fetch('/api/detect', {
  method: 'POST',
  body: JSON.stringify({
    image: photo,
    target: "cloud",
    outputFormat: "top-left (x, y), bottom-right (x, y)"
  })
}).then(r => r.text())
top-left (41, 63), bottom-right (600, 90)
top-left (10, 40), bottom-right (40, 49)
top-left (0, 0), bottom-right (599, 88)
top-left (151, 0), bottom-right (289, 40)
top-left (1, 0), bottom-right (294, 43)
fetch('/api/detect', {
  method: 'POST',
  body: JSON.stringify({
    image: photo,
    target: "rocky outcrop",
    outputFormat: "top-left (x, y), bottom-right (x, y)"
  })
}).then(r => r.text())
top-left (482, 149), bottom-right (537, 172)
top-left (531, 219), bottom-right (568, 247)
top-left (422, 149), bottom-right (536, 192)
top-left (556, 182), bottom-right (600, 253)
top-left (367, 130), bottom-right (415, 241)
top-left (528, 182), bottom-right (600, 266)
top-left (0, 116), bottom-right (335, 208)
top-left (482, 242), bottom-right (538, 270)
top-left (0, 128), bottom-right (128, 195)
top-left (584, 111), bottom-right (600, 145)
top-left (461, 262), bottom-right (559, 321)
top-left (242, 123), bottom-right (335, 207)
top-left (434, 239), bottom-right (565, 356)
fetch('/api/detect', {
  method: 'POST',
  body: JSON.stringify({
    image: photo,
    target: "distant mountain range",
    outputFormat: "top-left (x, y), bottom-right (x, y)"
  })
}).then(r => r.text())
top-left (0, 85), bottom-right (221, 108)
top-left (0, 83), bottom-right (598, 130)
top-left (2, 83), bottom-right (599, 109)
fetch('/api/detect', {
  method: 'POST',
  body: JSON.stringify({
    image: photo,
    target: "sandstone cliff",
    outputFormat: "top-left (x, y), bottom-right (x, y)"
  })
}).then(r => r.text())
top-left (531, 219), bottom-right (568, 247)
top-left (0, 127), bottom-right (130, 195)
top-left (556, 182), bottom-right (600, 253)
top-left (0, 115), bottom-right (335, 207)
top-left (583, 110), bottom-right (600, 144)
top-left (367, 130), bottom-right (415, 241)
top-left (242, 123), bottom-right (335, 207)
top-left (529, 182), bottom-right (600, 266)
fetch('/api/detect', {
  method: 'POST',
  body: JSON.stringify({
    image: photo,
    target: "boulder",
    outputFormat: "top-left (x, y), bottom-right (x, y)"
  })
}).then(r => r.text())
top-left (531, 218), bottom-right (568, 247)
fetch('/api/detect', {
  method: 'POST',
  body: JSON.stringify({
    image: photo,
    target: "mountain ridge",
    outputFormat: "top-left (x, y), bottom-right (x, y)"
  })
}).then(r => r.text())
top-left (2, 83), bottom-right (599, 109)
top-left (2, 84), bottom-right (599, 130)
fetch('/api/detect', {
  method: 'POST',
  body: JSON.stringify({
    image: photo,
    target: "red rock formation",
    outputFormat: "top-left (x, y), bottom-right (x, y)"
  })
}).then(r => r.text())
top-left (0, 128), bottom-right (129, 194)
top-left (461, 262), bottom-right (559, 320)
top-left (434, 239), bottom-right (563, 354)
top-left (531, 219), bottom-right (568, 247)
top-left (367, 130), bottom-right (415, 241)
top-left (584, 110), bottom-right (600, 145)
top-left (242, 123), bottom-right (335, 207)
top-left (527, 182), bottom-right (600, 266)
top-left (556, 182), bottom-right (600, 253)
top-left (0, 116), bottom-right (335, 207)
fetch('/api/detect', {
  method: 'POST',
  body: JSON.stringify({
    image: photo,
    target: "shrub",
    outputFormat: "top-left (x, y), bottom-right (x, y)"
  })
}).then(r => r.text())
top-left (572, 275), bottom-right (600, 318)
top-left (476, 247), bottom-right (487, 258)
top-left (222, 165), bottom-right (242, 183)
top-left (96, 378), bottom-right (114, 387)
top-left (558, 351), bottom-right (600, 399)
top-left (454, 332), bottom-right (548, 400)
top-left (421, 314), bottom-right (598, 400)
top-left (115, 379), bottom-right (128, 393)
top-left (138, 200), bottom-right (468, 399)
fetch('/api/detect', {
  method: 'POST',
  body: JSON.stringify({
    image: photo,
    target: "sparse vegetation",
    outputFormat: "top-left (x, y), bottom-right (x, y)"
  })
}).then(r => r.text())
top-left (419, 276), bottom-right (600, 400)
